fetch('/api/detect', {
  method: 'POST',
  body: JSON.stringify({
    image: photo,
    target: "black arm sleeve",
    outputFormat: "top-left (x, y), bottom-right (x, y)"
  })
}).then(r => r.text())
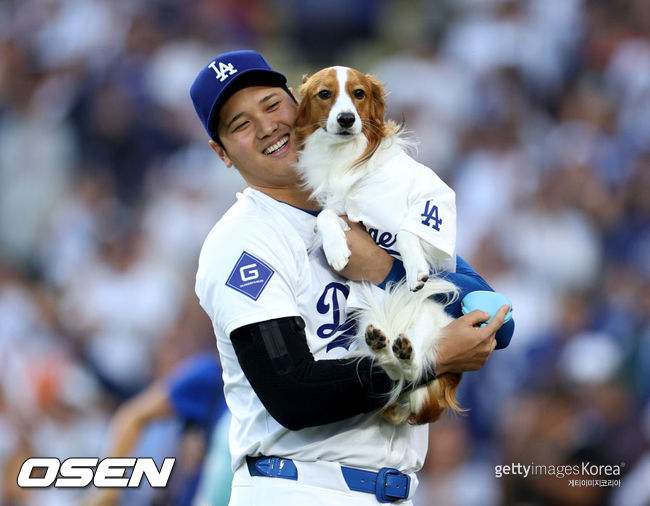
top-left (230, 316), bottom-right (399, 430)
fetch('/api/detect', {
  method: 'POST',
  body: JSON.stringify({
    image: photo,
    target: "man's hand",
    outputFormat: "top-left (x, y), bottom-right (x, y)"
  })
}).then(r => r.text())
top-left (434, 305), bottom-right (510, 376)
top-left (335, 217), bottom-right (393, 285)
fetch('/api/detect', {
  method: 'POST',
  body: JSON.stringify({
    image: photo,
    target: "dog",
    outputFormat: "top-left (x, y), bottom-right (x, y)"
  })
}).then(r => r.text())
top-left (294, 66), bottom-right (463, 424)
top-left (294, 66), bottom-right (457, 292)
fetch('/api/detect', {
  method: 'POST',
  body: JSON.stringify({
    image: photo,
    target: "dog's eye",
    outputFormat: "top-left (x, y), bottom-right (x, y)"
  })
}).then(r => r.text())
top-left (353, 89), bottom-right (365, 99)
top-left (317, 90), bottom-right (331, 100)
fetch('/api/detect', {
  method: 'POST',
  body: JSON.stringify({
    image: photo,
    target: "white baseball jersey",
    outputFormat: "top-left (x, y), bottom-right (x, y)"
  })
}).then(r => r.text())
top-left (344, 143), bottom-right (457, 272)
top-left (195, 187), bottom-right (428, 474)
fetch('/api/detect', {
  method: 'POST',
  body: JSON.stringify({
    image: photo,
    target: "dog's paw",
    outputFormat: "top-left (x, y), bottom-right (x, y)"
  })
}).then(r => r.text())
top-left (317, 209), bottom-right (351, 271)
top-left (405, 260), bottom-right (429, 291)
top-left (327, 250), bottom-right (351, 272)
top-left (365, 325), bottom-right (387, 351)
top-left (323, 237), bottom-right (351, 272)
top-left (406, 269), bottom-right (429, 292)
top-left (392, 334), bottom-right (413, 361)
top-left (396, 232), bottom-right (430, 291)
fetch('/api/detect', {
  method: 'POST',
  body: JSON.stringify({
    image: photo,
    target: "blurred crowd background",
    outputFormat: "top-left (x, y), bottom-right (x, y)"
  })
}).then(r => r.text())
top-left (1, 0), bottom-right (649, 504)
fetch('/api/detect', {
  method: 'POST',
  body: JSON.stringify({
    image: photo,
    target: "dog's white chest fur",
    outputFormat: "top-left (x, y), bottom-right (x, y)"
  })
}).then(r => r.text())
top-left (295, 129), bottom-right (392, 210)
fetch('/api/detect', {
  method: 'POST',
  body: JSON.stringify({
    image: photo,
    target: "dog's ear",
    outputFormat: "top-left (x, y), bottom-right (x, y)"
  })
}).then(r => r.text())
top-left (297, 83), bottom-right (308, 100)
top-left (366, 73), bottom-right (387, 124)
top-left (296, 76), bottom-right (313, 131)
top-left (353, 73), bottom-right (388, 167)
top-left (294, 89), bottom-right (311, 147)
top-left (298, 74), bottom-right (312, 103)
top-left (295, 93), bottom-right (310, 129)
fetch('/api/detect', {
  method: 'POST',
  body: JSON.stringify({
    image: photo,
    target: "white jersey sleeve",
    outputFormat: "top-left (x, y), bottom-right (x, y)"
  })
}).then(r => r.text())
top-left (195, 214), bottom-right (305, 338)
top-left (397, 151), bottom-right (457, 263)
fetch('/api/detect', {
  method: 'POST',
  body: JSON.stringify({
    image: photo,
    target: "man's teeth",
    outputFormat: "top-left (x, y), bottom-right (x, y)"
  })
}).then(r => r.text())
top-left (264, 136), bottom-right (289, 155)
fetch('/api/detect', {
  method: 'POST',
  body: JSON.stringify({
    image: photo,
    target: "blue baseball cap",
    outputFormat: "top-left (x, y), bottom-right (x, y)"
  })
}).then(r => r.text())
top-left (190, 50), bottom-right (287, 140)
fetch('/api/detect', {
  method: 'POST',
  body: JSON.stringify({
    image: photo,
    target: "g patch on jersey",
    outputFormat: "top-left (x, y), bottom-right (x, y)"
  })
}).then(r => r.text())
top-left (226, 251), bottom-right (274, 300)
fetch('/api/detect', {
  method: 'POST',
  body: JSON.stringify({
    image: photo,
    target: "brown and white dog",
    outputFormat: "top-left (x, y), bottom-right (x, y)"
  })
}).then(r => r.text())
top-left (294, 66), bottom-right (462, 424)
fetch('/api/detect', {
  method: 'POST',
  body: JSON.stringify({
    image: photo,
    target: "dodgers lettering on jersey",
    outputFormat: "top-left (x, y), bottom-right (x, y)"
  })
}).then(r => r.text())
top-left (366, 227), bottom-right (399, 257)
top-left (316, 282), bottom-right (357, 351)
top-left (195, 188), bottom-right (428, 475)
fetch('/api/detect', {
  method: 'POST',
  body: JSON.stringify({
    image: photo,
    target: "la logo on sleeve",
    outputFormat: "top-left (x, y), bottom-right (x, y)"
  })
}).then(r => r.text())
top-left (226, 252), bottom-right (274, 300)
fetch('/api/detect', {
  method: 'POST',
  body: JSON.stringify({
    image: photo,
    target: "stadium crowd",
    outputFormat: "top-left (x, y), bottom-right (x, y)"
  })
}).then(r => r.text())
top-left (0, 0), bottom-right (649, 504)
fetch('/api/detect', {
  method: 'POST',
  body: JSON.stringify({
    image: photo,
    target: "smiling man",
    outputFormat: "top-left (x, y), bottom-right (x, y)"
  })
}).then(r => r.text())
top-left (212, 86), bottom-right (304, 199)
top-left (189, 50), bottom-right (507, 505)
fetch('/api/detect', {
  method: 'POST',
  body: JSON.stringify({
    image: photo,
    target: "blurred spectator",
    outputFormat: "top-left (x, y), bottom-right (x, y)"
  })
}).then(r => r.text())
top-left (283, 0), bottom-right (385, 65)
top-left (0, 53), bottom-right (77, 266)
top-left (415, 416), bottom-right (500, 506)
top-left (372, 33), bottom-right (478, 175)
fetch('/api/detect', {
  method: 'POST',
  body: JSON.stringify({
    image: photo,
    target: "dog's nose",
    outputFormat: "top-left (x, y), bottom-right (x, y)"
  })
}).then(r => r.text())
top-left (337, 112), bottom-right (355, 129)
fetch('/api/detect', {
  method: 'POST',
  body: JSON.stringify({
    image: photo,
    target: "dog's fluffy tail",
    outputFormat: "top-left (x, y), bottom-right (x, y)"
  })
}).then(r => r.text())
top-left (410, 372), bottom-right (464, 425)
top-left (350, 277), bottom-right (459, 410)
top-left (354, 277), bottom-right (459, 343)
top-left (381, 276), bottom-right (459, 318)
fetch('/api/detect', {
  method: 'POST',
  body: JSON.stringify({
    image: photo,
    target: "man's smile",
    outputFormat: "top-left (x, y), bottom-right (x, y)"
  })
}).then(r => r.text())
top-left (263, 135), bottom-right (290, 156)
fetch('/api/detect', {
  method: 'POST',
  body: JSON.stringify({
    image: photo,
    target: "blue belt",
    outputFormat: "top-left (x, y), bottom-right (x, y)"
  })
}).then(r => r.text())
top-left (246, 456), bottom-right (411, 503)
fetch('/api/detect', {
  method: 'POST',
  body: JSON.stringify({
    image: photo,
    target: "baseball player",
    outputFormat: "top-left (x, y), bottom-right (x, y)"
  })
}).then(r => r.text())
top-left (190, 50), bottom-right (510, 505)
top-left (83, 352), bottom-right (229, 506)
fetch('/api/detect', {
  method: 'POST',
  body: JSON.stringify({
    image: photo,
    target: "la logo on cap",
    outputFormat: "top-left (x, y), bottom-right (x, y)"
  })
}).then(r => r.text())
top-left (209, 60), bottom-right (238, 82)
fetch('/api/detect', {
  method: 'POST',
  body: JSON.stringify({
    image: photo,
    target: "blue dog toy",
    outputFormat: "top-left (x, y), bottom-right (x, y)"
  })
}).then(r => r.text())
top-left (461, 291), bottom-right (513, 331)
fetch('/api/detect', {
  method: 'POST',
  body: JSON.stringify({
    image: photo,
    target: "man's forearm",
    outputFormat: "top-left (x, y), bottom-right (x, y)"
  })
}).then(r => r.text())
top-left (337, 218), bottom-right (394, 284)
top-left (230, 317), bottom-right (398, 430)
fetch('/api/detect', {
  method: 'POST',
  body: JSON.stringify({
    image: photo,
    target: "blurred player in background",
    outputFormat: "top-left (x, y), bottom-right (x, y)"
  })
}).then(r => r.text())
top-left (84, 352), bottom-right (230, 506)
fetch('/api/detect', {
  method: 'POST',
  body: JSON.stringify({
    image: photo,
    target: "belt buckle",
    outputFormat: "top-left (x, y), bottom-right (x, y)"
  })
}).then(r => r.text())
top-left (375, 467), bottom-right (410, 503)
top-left (247, 456), bottom-right (298, 480)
